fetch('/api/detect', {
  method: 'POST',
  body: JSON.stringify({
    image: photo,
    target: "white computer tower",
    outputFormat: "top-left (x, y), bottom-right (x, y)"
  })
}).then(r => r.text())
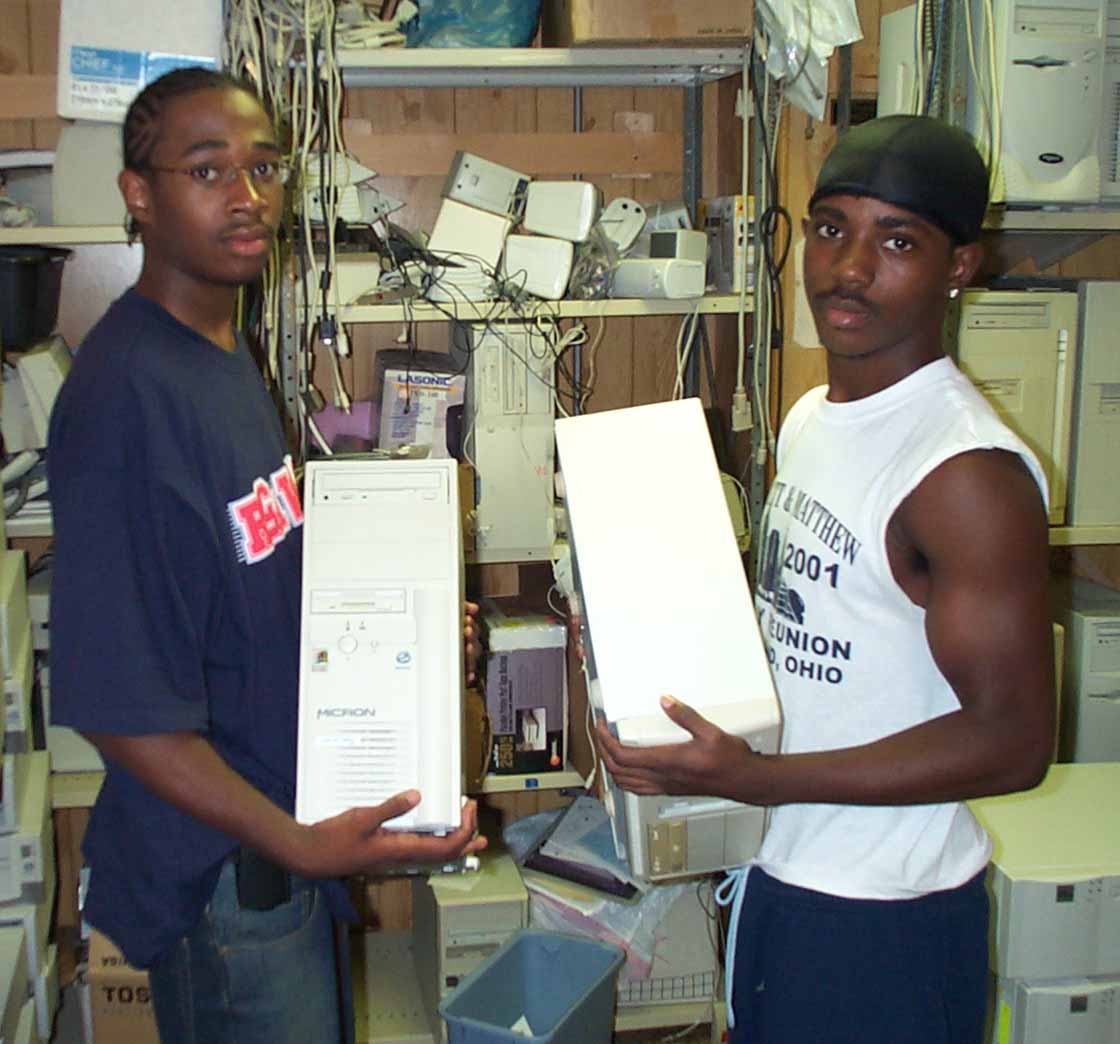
top-left (1069, 282), bottom-right (1120, 527)
top-left (456, 323), bottom-right (555, 564)
top-left (970, 763), bottom-right (1120, 982)
top-left (953, 289), bottom-right (1078, 525)
top-left (992, 975), bottom-right (1120, 1044)
top-left (1058, 578), bottom-right (1120, 763)
top-left (296, 458), bottom-right (464, 833)
top-left (965, 0), bottom-right (1106, 204)
top-left (1102, 1), bottom-right (1120, 200)
top-left (555, 398), bottom-right (782, 882)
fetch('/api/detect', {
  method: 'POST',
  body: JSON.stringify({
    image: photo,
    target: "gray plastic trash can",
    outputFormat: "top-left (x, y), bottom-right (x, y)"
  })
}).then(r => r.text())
top-left (438, 928), bottom-right (625, 1043)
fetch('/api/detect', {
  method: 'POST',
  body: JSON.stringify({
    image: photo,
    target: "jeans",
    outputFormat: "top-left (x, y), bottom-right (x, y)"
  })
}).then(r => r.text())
top-left (148, 859), bottom-right (350, 1044)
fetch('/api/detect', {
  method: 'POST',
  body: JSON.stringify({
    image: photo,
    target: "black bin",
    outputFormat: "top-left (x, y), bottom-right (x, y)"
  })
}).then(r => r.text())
top-left (0, 246), bottom-right (72, 351)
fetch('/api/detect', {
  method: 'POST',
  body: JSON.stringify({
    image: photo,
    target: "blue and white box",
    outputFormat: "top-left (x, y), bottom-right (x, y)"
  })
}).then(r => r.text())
top-left (58, 0), bottom-right (223, 123)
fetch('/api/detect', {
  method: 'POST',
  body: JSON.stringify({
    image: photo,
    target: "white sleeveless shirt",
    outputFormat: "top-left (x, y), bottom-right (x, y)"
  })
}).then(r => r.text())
top-left (753, 356), bottom-right (1047, 898)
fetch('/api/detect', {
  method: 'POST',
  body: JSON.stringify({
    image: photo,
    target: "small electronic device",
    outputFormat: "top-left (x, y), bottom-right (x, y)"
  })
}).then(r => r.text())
top-left (443, 152), bottom-right (530, 221)
top-left (555, 399), bottom-right (781, 881)
top-left (1058, 577), bottom-right (1120, 763)
top-left (0, 752), bottom-right (51, 904)
top-left (994, 975), bottom-right (1120, 1044)
top-left (501, 234), bottom-right (574, 300)
top-left (3, 631), bottom-right (33, 753)
top-left (523, 182), bottom-right (599, 242)
top-left (454, 323), bottom-right (555, 563)
top-left (303, 155), bottom-right (378, 225)
top-left (649, 229), bottom-right (708, 263)
top-left (597, 197), bottom-right (645, 252)
top-left (296, 458), bottom-right (464, 833)
top-left (428, 198), bottom-right (513, 271)
top-left (609, 258), bottom-right (705, 299)
top-left (412, 850), bottom-right (528, 1041)
top-left (699, 194), bottom-right (754, 294)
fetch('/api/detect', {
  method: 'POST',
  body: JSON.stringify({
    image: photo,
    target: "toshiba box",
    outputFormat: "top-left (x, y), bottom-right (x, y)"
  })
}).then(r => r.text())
top-left (88, 930), bottom-right (160, 1044)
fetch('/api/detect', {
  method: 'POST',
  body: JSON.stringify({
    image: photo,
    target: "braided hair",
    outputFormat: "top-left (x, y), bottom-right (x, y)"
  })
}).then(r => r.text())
top-left (121, 67), bottom-right (259, 241)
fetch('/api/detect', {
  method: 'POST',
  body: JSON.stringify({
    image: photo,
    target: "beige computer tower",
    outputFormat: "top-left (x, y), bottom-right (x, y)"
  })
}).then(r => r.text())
top-left (1069, 281), bottom-right (1120, 526)
top-left (970, 763), bottom-right (1120, 983)
top-left (412, 851), bottom-right (528, 1041)
top-left (953, 289), bottom-right (1079, 525)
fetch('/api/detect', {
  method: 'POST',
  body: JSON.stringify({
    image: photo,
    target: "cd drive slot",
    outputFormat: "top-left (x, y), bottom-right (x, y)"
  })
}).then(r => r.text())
top-left (310, 588), bottom-right (407, 614)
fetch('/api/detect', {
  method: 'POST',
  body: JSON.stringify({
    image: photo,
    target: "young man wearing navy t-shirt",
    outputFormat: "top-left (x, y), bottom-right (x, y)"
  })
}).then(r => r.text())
top-left (47, 68), bottom-right (485, 1044)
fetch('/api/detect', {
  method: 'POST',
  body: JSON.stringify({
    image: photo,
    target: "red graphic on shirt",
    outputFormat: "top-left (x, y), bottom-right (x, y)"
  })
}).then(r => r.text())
top-left (227, 456), bottom-right (303, 565)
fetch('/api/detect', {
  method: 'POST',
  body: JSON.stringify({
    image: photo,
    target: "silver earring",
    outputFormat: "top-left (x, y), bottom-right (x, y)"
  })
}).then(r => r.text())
top-left (948, 287), bottom-right (960, 299)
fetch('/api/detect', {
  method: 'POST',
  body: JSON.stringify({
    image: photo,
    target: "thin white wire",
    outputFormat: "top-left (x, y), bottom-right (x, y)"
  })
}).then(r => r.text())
top-left (580, 317), bottom-right (605, 413)
top-left (752, 68), bottom-right (780, 465)
top-left (581, 659), bottom-right (598, 791)
top-left (673, 303), bottom-right (703, 401)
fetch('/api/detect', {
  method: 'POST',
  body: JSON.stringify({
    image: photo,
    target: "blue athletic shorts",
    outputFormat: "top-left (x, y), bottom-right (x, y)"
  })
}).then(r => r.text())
top-left (729, 866), bottom-right (989, 1044)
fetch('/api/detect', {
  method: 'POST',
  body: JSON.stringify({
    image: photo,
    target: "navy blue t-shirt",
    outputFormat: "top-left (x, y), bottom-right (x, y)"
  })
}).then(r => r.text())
top-left (48, 289), bottom-right (347, 968)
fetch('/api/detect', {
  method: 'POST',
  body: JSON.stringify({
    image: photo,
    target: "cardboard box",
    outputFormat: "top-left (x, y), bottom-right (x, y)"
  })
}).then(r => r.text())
top-left (541, 0), bottom-right (750, 47)
top-left (482, 604), bottom-right (567, 775)
top-left (57, 0), bottom-right (223, 123)
top-left (88, 930), bottom-right (160, 1044)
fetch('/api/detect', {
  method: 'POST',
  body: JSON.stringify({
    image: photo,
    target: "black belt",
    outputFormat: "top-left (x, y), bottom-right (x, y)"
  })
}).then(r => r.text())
top-left (234, 847), bottom-right (292, 911)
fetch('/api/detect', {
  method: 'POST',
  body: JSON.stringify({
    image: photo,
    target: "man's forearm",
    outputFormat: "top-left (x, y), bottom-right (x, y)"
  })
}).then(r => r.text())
top-left (724, 705), bottom-right (1050, 809)
top-left (84, 731), bottom-right (311, 872)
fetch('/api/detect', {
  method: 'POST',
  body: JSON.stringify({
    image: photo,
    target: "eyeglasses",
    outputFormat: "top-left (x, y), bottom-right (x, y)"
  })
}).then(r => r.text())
top-left (144, 159), bottom-right (291, 190)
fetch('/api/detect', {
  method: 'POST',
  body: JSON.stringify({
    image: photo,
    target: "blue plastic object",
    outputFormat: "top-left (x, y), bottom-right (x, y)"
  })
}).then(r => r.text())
top-left (407, 0), bottom-right (543, 48)
top-left (438, 929), bottom-right (625, 1043)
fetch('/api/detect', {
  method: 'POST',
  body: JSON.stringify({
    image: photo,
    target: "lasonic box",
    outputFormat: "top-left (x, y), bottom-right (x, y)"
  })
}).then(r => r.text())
top-left (482, 603), bottom-right (567, 775)
top-left (88, 929), bottom-right (160, 1044)
top-left (540, 0), bottom-right (750, 46)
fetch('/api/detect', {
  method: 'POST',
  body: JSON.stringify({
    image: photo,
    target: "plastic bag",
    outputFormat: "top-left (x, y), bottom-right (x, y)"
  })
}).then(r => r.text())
top-left (407, 0), bottom-right (543, 48)
top-left (756, 0), bottom-right (863, 120)
top-left (568, 225), bottom-right (619, 300)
